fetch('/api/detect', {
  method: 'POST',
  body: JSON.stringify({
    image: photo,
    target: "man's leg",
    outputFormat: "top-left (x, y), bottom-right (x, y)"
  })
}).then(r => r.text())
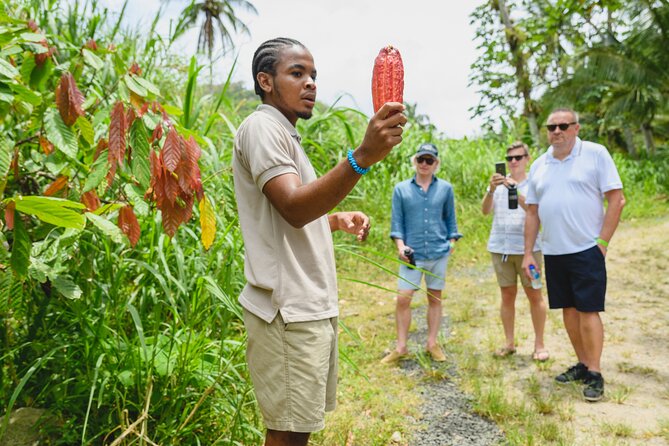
top-left (562, 307), bottom-right (586, 362)
top-left (395, 289), bottom-right (415, 354)
top-left (265, 430), bottom-right (309, 446)
top-left (522, 285), bottom-right (547, 353)
top-left (426, 288), bottom-right (443, 349)
top-left (499, 285), bottom-right (518, 350)
top-left (579, 311), bottom-right (604, 372)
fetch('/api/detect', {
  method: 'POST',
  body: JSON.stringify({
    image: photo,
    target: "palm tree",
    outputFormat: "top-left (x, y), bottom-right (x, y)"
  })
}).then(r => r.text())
top-left (543, 2), bottom-right (669, 155)
top-left (171, 0), bottom-right (257, 60)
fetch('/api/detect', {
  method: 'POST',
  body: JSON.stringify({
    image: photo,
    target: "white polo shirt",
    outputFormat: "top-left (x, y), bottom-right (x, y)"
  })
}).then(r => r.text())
top-left (232, 105), bottom-right (338, 323)
top-left (526, 138), bottom-right (623, 255)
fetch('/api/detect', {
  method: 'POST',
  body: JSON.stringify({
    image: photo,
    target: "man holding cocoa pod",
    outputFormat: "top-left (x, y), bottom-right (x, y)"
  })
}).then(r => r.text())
top-left (383, 143), bottom-right (462, 365)
top-left (232, 37), bottom-right (407, 446)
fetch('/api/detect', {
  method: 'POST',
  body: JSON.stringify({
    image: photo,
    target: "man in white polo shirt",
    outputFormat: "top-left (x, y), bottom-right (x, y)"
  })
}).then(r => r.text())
top-left (233, 37), bottom-right (406, 446)
top-left (522, 108), bottom-right (625, 402)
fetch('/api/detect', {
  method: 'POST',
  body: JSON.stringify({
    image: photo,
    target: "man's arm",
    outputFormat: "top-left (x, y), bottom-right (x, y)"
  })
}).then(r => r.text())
top-left (263, 103), bottom-right (406, 228)
top-left (522, 203), bottom-right (540, 277)
top-left (597, 189), bottom-right (625, 255)
top-left (482, 173), bottom-right (504, 215)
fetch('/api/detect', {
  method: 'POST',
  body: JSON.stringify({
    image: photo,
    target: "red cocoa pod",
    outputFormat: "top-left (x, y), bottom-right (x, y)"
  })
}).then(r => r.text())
top-left (371, 45), bottom-right (404, 113)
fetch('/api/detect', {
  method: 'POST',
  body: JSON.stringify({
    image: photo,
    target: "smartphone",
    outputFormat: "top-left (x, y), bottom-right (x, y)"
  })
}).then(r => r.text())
top-left (495, 162), bottom-right (506, 176)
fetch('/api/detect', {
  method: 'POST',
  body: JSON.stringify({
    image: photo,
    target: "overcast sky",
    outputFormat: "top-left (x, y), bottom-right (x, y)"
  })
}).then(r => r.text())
top-left (92, 0), bottom-right (486, 138)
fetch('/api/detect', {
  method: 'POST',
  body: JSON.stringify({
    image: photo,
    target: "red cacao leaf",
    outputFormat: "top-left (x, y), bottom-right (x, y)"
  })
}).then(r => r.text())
top-left (105, 161), bottom-right (117, 189)
top-left (128, 62), bottom-right (142, 76)
top-left (163, 170), bottom-right (179, 205)
top-left (55, 73), bottom-right (85, 126)
top-left (149, 149), bottom-right (162, 182)
top-left (126, 108), bottom-right (136, 128)
top-left (27, 20), bottom-right (39, 32)
top-left (44, 175), bottom-right (69, 196)
top-left (85, 39), bottom-right (98, 51)
top-left (94, 138), bottom-right (108, 161)
top-left (81, 190), bottom-right (101, 211)
top-left (118, 205), bottom-right (141, 247)
top-left (161, 127), bottom-right (182, 172)
top-left (108, 101), bottom-right (126, 167)
top-left (151, 124), bottom-right (163, 143)
top-left (39, 136), bottom-right (54, 155)
top-left (160, 200), bottom-right (180, 238)
top-left (4, 202), bottom-right (15, 230)
top-left (35, 41), bottom-right (52, 66)
top-left (185, 137), bottom-right (203, 200)
top-left (10, 149), bottom-right (19, 178)
top-left (371, 45), bottom-right (404, 113)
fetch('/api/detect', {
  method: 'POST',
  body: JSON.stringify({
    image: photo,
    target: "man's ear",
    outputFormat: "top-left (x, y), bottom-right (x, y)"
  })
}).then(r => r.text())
top-left (257, 72), bottom-right (273, 95)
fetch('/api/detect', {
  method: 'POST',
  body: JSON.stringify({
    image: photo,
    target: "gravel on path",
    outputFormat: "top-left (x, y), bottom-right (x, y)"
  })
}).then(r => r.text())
top-left (394, 306), bottom-right (504, 446)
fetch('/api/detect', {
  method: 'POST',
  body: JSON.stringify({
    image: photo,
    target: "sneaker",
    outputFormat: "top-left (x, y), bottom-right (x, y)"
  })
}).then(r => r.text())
top-left (380, 350), bottom-right (409, 364)
top-left (426, 345), bottom-right (446, 362)
top-left (555, 362), bottom-right (588, 384)
top-left (583, 371), bottom-right (605, 402)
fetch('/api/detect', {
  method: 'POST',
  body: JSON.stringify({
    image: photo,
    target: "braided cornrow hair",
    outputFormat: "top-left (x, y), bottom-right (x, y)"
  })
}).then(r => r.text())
top-left (252, 37), bottom-right (305, 98)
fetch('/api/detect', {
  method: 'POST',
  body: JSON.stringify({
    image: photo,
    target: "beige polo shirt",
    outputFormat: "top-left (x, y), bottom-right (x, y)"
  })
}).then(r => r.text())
top-left (232, 105), bottom-right (338, 323)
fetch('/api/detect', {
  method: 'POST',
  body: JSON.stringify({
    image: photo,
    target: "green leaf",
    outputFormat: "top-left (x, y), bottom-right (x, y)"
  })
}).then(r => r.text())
top-left (0, 58), bottom-right (19, 79)
top-left (19, 55), bottom-right (36, 83)
top-left (162, 104), bottom-right (182, 116)
top-left (81, 48), bottom-right (104, 70)
top-left (133, 76), bottom-right (160, 95)
top-left (44, 108), bottom-right (78, 159)
top-left (20, 32), bottom-right (45, 42)
top-left (76, 116), bottom-right (95, 146)
top-left (129, 119), bottom-right (151, 188)
top-left (82, 156), bottom-right (108, 193)
top-left (0, 270), bottom-right (14, 312)
top-left (52, 275), bottom-right (82, 299)
top-left (123, 184), bottom-right (149, 216)
top-left (85, 212), bottom-right (124, 243)
top-left (10, 212), bottom-right (31, 278)
top-left (123, 74), bottom-right (147, 97)
top-left (93, 203), bottom-right (123, 216)
top-left (0, 137), bottom-right (13, 196)
top-left (8, 82), bottom-right (41, 106)
top-left (0, 91), bottom-right (13, 104)
top-left (14, 195), bottom-right (86, 229)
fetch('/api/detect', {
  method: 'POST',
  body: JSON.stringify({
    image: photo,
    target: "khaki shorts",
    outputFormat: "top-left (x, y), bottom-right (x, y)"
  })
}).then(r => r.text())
top-left (243, 308), bottom-right (338, 433)
top-left (491, 252), bottom-right (543, 288)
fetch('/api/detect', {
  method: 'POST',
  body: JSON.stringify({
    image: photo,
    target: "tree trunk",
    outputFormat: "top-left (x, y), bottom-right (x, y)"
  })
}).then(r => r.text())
top-left (494, 0), bottom-right (540, 147)
top-left (623, 126), bottom-right (637, 158)
top-left (641, 123), bottom-right (656, 155)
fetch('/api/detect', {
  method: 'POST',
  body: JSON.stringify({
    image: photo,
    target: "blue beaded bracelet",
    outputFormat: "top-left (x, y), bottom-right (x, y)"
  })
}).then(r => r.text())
top-left (347, 149), bottom-right (370, 175)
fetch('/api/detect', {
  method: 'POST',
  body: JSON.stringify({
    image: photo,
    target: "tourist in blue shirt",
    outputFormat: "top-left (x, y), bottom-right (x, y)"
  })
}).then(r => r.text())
top-left (382, 143), bottom-right (462, 364)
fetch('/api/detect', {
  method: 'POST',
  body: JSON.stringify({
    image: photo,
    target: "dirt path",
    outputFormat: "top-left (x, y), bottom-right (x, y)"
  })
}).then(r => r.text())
top-left (567, 216), bottom-right (669, 443)
top-left (441, 215), bottom-right (669, 444)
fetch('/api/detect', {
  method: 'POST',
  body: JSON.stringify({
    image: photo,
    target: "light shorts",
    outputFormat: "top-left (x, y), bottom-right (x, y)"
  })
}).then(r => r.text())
top-left (491, 251), bottom-right (543, 288)
top-left (398, 254), bottom-right (450, 291)
top-left (243, 308), bottom-right (338, 433)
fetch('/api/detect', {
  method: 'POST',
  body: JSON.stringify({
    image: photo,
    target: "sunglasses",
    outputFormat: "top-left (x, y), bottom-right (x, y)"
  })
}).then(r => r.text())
top-left (546, 122), bottom-right (576, 132)
top-left (416, 156), bottom-right (436, 165)
top-left (505, 154), bottom-right (527, 162)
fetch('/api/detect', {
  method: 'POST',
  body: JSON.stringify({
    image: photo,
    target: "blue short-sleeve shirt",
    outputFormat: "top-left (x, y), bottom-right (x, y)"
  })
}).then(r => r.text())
top-left (390, 175), bottom-right (462, 260)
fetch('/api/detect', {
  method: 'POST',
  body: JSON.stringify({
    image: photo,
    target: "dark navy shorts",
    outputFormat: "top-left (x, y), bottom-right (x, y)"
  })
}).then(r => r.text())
top-left (544, 245), bottom-right (607, 312)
